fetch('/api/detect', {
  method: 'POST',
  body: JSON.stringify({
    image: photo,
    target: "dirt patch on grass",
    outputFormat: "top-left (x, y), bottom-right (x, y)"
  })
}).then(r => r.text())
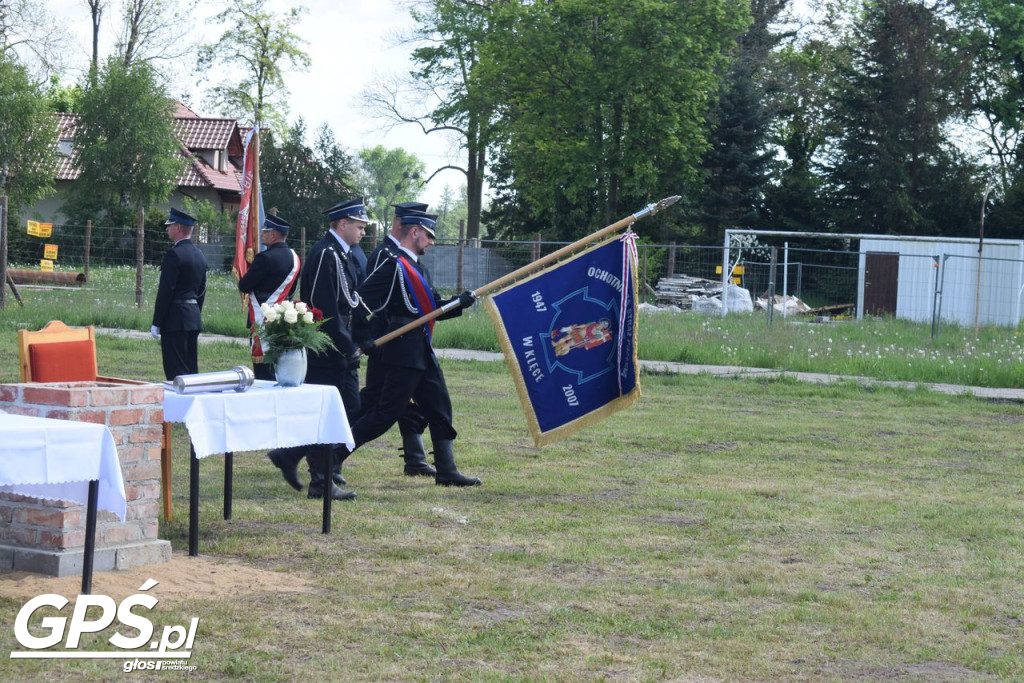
top-left (0, 553), bottom-right (315, 603)
top-left (819, 660), bottom-right (994, 680)
top-left (689, 441), bottom-right (739, 452)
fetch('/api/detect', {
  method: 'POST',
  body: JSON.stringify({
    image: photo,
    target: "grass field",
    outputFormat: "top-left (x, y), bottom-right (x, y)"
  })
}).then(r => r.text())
top-left (2, 367), bottom-right (1023, 680)
top-left (2, 266), bottom-right (1024, 387)
top-left (1, 271), bottom-right (1024, 679)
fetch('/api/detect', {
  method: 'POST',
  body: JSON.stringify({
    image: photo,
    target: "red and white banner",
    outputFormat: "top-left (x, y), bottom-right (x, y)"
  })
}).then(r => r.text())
top-left (233, 127), bottom-right (263, 281)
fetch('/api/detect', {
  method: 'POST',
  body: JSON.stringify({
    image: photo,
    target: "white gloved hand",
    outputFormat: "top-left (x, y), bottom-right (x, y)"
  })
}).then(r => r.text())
top-left (150, 325), bottom-right (160, 339)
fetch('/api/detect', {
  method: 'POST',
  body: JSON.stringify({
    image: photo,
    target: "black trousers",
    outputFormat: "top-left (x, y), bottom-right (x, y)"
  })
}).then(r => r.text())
top-left (351, 353), bottom-right (456, 453)
top-left (306, 360), bottom-right (360, 423)
top-left (252, 361), bottom-right (275, 382)
top-left (161, 331), bottom-right (199, 380)
top-left (359, 355), bottom-right (428, 436)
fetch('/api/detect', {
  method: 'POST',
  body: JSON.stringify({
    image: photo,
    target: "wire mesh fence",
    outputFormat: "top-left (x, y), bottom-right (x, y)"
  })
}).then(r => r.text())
top-left (7, 223), bottom-right (1024, 332)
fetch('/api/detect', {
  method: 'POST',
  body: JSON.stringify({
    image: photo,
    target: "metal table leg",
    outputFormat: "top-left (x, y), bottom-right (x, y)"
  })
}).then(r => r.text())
top-left (224, 452), bottom-right (233, 520)
top-left (82, 480), bottom-right (98, 594)
top-left (189, 445), bottom-right (199, 556)
top-left (322, 447), bottom-right (332, 534)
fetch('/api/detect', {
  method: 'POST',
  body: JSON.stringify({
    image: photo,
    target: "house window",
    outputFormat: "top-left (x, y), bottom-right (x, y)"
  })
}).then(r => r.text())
top-left (58, 140), bottom-right (73, 156)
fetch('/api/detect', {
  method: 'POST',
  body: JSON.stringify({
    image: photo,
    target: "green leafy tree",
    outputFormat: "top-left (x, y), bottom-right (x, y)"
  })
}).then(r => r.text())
top-left (480, 0), bottom-right (748, 241)
top-left (824, 0), bottom-right (981, 236)
top-left (367, 0), bottom-right (496, 241)
top-left (45, 75), bottom-right (83, 113)
top-left (71, 57), bottom-right (183, 305)
top-left (952, 0), bottom-right (1024, 238)
top-left (433, 183), bottom-right (468, 241)
top-left (0, 54), bottom-right (57, 308)
top-left (762, 42), bottom-right (833, 233)
top-left (197, 0), bottom-right (310, 130)
top-left (696, 59), bottom-right (775, 241)
top-left (356, 145), bottom-right (427, 227)
top-left (0, 57), bottom-right (56, 211)
top-left (260, 119), bottom-right (358, 241)
top-left (954, 0), bottom-right (1024, 183)
top-left (695, 0), bottom-right (788, 241)
top-left (183, 196), bottom-right (232, 240)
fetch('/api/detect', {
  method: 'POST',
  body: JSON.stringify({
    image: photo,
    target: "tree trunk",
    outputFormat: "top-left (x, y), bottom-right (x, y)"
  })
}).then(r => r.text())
top-left (465, 111), bottom-right (482, 240)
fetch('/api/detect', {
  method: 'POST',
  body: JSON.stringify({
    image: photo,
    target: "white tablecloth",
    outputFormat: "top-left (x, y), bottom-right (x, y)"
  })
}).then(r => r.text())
top-left (162, 380), bottom-right (354, 458)
top-left (0, 413), bottom-right (127, 521)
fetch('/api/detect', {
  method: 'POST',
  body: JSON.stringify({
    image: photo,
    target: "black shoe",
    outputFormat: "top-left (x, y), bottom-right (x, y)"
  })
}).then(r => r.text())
top-left (404, 461), bottom-right (437, 477)
top-left (435, 472), bottom-right (482, 487)
top-left (402, 433), bottom-right (436, 476)
top-left (432, 439), bottom-right (482, 487)
top-left (307, 482), bottom-right (356, 501)
top-left (333, 472), bottom-right (347, 485)
top-left (267, 448), bottom-right (303, 491)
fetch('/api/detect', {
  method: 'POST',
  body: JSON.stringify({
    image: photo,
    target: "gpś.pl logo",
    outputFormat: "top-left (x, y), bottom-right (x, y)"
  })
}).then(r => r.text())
top-left (9, 578), bottom-right (199, 672)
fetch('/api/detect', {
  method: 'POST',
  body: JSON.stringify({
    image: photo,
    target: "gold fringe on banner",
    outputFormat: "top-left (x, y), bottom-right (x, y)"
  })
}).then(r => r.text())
top-left (485, 235), bottom-right (642, 447)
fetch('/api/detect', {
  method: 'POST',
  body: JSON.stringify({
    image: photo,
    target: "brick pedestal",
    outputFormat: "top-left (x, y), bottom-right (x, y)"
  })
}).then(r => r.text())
top-left (0, 381), bottom-right (171, 577)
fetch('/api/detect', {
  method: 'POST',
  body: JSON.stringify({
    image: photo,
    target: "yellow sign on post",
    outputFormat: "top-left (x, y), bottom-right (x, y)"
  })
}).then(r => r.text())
top-left (715, 265), bottom-right (745, 276)
top-left (27, 220), bottom-right (53, 238)
top-left (43, 244), bottom-right (59, 260)
top-left (39, 259), bottom-right (54, 272)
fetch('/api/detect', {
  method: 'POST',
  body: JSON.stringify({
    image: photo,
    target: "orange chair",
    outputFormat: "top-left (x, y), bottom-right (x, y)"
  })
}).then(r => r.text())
top-left (17, 321), bottom-right (175, 521)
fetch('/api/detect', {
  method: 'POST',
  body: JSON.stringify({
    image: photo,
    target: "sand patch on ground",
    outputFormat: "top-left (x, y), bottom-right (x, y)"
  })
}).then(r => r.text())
top-left (0, 553), bottom-right (314, 603)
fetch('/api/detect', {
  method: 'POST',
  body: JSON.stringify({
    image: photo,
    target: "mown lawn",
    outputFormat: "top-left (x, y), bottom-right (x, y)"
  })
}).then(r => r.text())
top-left (2, 333), bottom-right (1023, 679)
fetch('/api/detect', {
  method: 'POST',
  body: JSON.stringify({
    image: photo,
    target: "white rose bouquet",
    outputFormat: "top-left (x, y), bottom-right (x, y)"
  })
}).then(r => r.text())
top-left (255, 300), bottom-right (336, 365)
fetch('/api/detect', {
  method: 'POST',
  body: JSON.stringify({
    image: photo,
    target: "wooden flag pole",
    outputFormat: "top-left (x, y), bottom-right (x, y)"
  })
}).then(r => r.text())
top-left (367, 195), bottom-right (680, 350)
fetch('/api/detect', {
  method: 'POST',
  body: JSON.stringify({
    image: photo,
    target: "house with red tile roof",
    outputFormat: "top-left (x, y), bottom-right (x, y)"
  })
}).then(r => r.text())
top-left (31, 102), bottom-right (244, 224)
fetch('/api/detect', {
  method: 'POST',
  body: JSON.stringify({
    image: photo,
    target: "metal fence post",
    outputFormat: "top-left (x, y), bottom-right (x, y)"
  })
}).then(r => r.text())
top-left (782, 242), bottom-right (789, 319)
top-left (932, 254), bottom-right (946, 339)
top-left (457, 219), bottom-right (465, 292)
top-left (84, 219), bottom-right (92, 282)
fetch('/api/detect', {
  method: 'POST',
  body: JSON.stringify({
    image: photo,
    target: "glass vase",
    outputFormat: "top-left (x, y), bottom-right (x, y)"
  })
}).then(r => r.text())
top-left (274, 348), bottom-right (307, 387)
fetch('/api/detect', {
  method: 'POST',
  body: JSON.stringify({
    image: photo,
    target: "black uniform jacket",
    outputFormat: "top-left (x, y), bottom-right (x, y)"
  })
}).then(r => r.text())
top-left (237, 242), bottom-right (299, 322)
top-left (356, 247), bottom-right (461, 371)
top-left (300, 232), bottom-right (363, 365)
top-left (152, 238), bottom-right (208, 332)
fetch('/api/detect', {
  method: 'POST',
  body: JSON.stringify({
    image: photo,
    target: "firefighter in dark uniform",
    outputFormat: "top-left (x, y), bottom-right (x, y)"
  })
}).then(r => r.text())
top-left (151, 208), bottom-right (208, 381)
top-left (267, 197), bottom-right (369, 501)
top-left (348, 210), bottom-right (481, 487)
top-left (237, 213), bottom-right (300, 381)
top-left (358, 202), bottom-right (433, 477)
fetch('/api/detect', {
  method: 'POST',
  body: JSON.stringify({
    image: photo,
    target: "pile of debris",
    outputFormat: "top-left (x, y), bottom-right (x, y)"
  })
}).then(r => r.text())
top-left (650, 275), bottom-right (853, 317)
top-left (754, 294), bottom-right (813, 315)
top-left (651, 275), bottom-right (724, 309)
top-left (651, 275), bottom-right (754, 313)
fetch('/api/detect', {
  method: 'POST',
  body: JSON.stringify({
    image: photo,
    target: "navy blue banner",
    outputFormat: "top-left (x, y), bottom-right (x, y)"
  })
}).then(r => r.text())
top-left (486, 234), bottom-right (640, 446)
